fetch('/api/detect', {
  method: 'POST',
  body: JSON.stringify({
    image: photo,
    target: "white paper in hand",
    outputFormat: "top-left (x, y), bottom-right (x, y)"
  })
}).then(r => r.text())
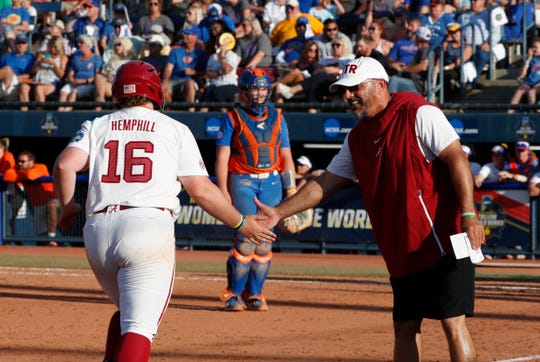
top-left (450, 232), bottom-right (484, 264)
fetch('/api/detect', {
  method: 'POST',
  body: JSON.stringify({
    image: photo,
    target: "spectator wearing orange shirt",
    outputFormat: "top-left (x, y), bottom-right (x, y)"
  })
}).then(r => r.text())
top-left (3, 150), bottom-right (60, 246)
top-left (0, 137), bottom-right (15, 173)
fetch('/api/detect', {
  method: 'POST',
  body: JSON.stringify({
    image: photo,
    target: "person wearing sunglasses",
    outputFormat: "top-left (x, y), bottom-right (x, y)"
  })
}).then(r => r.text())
top-left (4, 149), bottom-right (60, 247)
top-left (133, 0), bottom-right (175, 41)
top-left (312, 18), bottom-right (352, 59)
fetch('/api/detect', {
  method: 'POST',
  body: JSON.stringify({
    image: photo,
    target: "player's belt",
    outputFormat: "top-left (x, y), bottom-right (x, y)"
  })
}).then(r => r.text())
top-left (94, 205), bottom-right (174, 217)
top-left (247, 170), bottom-right (278, 179)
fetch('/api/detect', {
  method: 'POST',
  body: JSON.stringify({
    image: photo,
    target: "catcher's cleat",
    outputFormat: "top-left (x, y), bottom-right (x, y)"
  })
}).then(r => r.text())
top-left (246, 295), bottom-right (268, 311)
top-left (224, 295), bottom-right (246, 311)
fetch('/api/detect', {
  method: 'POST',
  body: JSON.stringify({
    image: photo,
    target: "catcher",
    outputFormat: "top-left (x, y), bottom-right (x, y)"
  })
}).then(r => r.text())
top-left (215, 68), bottom-right (300, 311)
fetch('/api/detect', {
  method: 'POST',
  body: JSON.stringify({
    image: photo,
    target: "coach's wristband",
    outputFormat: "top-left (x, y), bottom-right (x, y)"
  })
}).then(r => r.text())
top-left (461, 212), bottom-right (478, 219)
top-left (233, 214), bottom-right (246, 230)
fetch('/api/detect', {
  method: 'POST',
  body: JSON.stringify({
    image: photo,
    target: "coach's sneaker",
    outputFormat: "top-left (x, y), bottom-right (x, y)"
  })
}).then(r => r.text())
top-left (246, 295), bottom-right (268, 311)
top-left (224, 295), bottom-right (246, 311)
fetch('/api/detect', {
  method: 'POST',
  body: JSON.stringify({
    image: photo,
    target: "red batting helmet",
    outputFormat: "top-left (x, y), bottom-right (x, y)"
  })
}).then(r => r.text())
top-left (112, 60), bottom-right (164, 107)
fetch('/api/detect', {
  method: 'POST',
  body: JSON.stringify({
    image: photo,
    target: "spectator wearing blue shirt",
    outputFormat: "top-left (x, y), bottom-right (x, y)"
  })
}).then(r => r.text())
top-left (503, 0), bottom-right (534, 42)
top-left (402, 0), bottom-right (431, 16)
top-left (58, 35), bottom-right (103, 112)
top-left (69, 0), bottom-right (108, 54)
top-left (0, 33), bottom-right (34, 100)
top-left (508, 39), bottom-right (540, 113)
top-left (419, 0), bottom-right (455, 48)
top-left (161, 25), bottom-right (207, 111)
top-left (199, 3), bottom-right (236, 43)
top-left (1, 0), bottom-right (29, 52)
top-left (458, 0), bottom-right (501, 87)
top-left (388, 18), bottom-right (421, 68)
top-left (275, 16), bottom-right (310, 64)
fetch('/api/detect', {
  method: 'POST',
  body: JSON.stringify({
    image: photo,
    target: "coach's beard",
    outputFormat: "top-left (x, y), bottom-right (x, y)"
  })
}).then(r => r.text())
top-left (348, 97), bottom-right (367, 121)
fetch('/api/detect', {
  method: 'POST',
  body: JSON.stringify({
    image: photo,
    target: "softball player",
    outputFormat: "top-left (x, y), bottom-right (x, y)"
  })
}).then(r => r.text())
top-left (53, 61), bottom-right (275, 362)
top-left (215, 68), bottom-right (296, 311)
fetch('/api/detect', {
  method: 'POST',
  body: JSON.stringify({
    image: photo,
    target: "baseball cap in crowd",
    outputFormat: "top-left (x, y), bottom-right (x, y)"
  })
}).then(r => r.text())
top-left (491, 145), bottom-right (506, 154)
top-left (296, 156), bottom-right (313, 169)
top-left (84, 0), bottom-right (100, 8)
top-left (416, 26), bottom-right (432, 42)
top-left (430, 0), bottom-right (444, 6)
top-left (446, 22), bottom-right (460, 33)
top-left (15, 33), bottom-right (28, 44)
top-left (183, 24), bottom-right (201, 38)
top-left (329, 57), bottom-right (389, 92)
top-left (462, 145), bottom-right (472, 156)
top-left (296, 16), bottom-right (308, 26)
top-left (114, 4), bottom-right (126, 12)
top-left (286, 0), bottom-right (299, 7)
top-left (48, 19), bottom-right (65, 30)
top-left (148, 34), bottom-right (165, 46)
top-left (208, 3), bottom-right (222, 20)
top-left (516, 141), bottom-right (530, 150)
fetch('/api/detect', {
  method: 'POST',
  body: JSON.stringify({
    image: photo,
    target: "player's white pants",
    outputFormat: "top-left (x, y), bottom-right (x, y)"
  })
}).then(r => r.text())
top-left (84, 207), bottom-right (176, 341)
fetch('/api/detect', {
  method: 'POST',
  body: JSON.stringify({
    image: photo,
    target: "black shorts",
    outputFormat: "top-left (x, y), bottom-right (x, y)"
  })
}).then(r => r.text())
top-left (390, 256), bottom-right (475, 321)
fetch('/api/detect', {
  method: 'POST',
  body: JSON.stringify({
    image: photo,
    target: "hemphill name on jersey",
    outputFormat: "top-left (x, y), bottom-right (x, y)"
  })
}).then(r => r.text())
top-left (111, 119), bottom-right (156, 132)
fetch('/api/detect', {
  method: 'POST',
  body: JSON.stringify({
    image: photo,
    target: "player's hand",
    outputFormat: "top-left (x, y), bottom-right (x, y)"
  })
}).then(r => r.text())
top-left (462, 217), bottom-right (485, 249)
top-left (254, 196), bottom-right (281, 230)
top-left (239, 215), bottom-right (276, 244)
top-left (58, 201), bottom-right (82, 229)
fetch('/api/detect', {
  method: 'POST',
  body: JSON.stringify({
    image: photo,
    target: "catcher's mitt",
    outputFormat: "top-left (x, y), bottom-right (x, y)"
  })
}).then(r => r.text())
top-left (278, 208), bottom-right (313, 234)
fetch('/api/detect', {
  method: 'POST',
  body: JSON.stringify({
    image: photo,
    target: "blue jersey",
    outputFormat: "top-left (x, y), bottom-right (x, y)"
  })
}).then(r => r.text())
top-left (69, 53), bottom-right (103, 80)
top-left (1, 6), bottom-right (29, 26)
top-left (72, 17), bottom-right (107, 40)
top-left (167, 46), bottom-right (207, 80)
top-left (0, 51), bottom-right (35, 75)
top-left (420, 13), bottom-right (455, 48)
top-left (279, 36), bottom-right (307, 63)
top-left (388, 38), bottom-right (418, 65)
top-left (524, 56), bottom-right (540, 87)
top-left (504, 1), bottom-right (534, 41)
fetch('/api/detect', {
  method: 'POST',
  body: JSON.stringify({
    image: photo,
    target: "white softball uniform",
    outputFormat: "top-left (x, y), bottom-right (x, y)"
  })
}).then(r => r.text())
top-left (67, 106), bottom-right (208, 341)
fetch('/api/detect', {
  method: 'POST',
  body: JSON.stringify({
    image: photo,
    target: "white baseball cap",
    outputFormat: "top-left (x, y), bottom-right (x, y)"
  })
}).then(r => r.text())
top-left (416, 26), bottom-right (432, 42)
top-left (296, 155), bottom-right (312, 169)
top-left (329, 57), bottom-right (389, 92)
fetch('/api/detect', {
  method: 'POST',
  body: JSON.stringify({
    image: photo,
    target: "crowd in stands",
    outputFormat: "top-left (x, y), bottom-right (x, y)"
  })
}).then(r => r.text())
top-left (0, 0), bottom-right (538, 112)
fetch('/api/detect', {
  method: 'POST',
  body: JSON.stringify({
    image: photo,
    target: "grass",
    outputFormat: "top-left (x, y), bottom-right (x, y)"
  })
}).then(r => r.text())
top-left (2, 254), bottom-right (540, 282)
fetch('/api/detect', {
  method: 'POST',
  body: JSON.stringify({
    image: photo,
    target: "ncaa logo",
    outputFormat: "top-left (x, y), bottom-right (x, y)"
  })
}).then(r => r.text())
top-left (205, 117), bottom-right (221, 137)
top-left (323, 118), bottom-right (340, 138)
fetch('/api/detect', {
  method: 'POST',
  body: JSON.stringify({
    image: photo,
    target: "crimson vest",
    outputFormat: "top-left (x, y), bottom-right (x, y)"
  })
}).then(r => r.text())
top-left (348, 92), bottom-right (461, 276)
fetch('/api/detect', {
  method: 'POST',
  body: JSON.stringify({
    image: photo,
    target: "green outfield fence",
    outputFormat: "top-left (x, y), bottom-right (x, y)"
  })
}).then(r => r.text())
top-left (0, 176), bottom-right (539, 259)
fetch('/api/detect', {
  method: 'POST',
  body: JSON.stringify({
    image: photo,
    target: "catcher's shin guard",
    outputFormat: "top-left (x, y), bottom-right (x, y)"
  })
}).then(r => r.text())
top-left (246, 252), bottom-right (272, 297)
top-left (226, 248), bottom-right (253, 296)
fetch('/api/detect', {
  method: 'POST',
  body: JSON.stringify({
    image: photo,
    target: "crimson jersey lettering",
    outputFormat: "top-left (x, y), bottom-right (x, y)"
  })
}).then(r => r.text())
top-left (101, 140), bottom-right (154, 183)
top-left (111, 119), bottom-right (156, 132)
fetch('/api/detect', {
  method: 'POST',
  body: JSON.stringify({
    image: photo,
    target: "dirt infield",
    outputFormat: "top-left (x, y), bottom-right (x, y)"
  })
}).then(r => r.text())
top-left (1, 246), bottom-right (540, 362)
